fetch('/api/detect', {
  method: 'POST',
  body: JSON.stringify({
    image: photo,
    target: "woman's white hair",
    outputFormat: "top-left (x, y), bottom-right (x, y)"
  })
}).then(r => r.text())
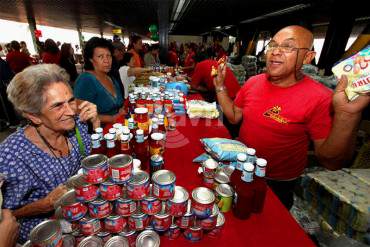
top-left (7, 64), bottom-right (71, 115)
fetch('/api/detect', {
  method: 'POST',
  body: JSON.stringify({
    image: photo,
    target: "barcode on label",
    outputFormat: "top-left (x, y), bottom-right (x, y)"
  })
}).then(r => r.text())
top-left (112, 169), bottom-right (120, 179)
top-left (153, 184), bottom-right (160, 196)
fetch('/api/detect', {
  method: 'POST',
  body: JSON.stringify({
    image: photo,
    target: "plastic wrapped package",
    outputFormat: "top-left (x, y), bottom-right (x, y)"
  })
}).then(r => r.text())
top-left (186, 100), bottom-right (219, 119)
top-left (200, 138), bottom-right (248, 161)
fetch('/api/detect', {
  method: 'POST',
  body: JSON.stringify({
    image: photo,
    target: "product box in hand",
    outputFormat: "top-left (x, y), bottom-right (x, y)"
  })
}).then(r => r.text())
top-left (332, 45), bottom-right (370, 101)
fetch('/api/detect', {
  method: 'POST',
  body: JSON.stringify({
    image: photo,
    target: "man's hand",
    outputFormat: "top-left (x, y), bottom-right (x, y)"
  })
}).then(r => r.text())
top-left (78, 101), bottom-right (100, 128)
top-left (213, 62), bottom-right (227, 88)
top-left (0, 209), bottom-right (19, 247)
top-left (333, 75), bottom-right (370, 115)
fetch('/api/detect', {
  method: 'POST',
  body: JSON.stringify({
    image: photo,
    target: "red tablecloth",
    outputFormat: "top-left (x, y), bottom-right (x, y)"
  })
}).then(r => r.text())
top-left (106, 94), bottom-right (315, 247)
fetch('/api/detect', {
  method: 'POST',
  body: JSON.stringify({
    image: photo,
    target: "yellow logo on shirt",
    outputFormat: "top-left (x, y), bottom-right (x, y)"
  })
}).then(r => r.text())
top-left (263, 106), bottom-right (289, 124)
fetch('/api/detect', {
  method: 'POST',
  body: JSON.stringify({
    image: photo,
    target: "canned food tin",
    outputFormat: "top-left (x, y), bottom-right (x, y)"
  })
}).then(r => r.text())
top-left (175, 200), bottom-right (195, 229)
top-left (118, 230), bottom-right (137, 247)
top-left (96, 231), bottom-right (111, 244)
top-left (62, 234), bottom-right (75, 247)
top-left (215, 183), bottom-right (234, 213)
top-left (115, 196), bottom-right (137, 217)
top-left (202, 158), bottom-right (218, 178)
top-left (127, 171), bottom-right (150, 200)
top-left (136, 230), bottom-right (160, 247)
top-left (140, 185), bottom-right (162, 215)
top-left (69, 174), bottom-right (99, 202)
top-left (55, 206), bottom-right (79, 234)
top-left (184, 223), bottom-right (203, 242)
top-left (152, 170), bottom-right (176, 200)
top-left (104, 236), bottom-right (129, 247)
top-left (152, 202), bottom-right (171, 232)
top-left (104, 215), bottom-right (126, 233)
top-left (108, 154), bottom-right (133, 184)
top-left (128, 212), bottom-right (150, 231)
top-left (30, 220), bottom-right (63, 247)
top-left (202, 176), bottom-right (215, 189)
top-left (88, 198), bottom-right (112, 219)
top-left (150, 154), bottom-right (164, 174)
top-left (72, 231), bottom-right (85, 246)
top-left (79, 216), bottom-right (101, 235)
top-left (99, 181), bottom-right (122, 201)
top-left (214, 171), bottom-right (230, 189)
top-left (191, 187), bottom-right (215, 219)
top-left (167, 186), bottom-right (189, 217)
top-left (200, 204), bottom-right (219, 230)
top-left (208, 212), bottom-right (225, 238)
top-left (164, 224), bottom-right (181, 240)
top-left (59, 190), bottom-right (87, 221)
top-left (82, 154), bottom-right (109, 184)
top-left (77, 236), bottom-right (103, 247)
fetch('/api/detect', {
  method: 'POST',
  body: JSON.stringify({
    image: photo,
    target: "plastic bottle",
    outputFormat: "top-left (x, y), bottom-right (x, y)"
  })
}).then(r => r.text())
top-left (91, 133), bottom-right (104, 155)
top-left (134, 129), bottom-right (149, 171)
top-left (246, 148), bottom-right (256, 164)
top-left (252, 158), bottom-right (267, 213)
top-left (104, 133), bottom-right (117, 158)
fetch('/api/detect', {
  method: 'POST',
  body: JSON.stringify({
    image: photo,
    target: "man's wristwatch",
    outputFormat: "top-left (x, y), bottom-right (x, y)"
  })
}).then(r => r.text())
top-left (216, 86), bottom-right (227, 93)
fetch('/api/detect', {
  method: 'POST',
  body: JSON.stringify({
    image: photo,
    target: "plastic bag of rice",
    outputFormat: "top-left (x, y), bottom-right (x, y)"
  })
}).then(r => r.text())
top-left (200, 138), bottom-right (248, 161)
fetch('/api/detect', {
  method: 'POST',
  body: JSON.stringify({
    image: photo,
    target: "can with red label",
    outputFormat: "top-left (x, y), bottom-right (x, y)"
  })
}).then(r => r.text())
top-left (108, 154), bottom-right (133, 184)
top-left (59, 190), bottom-right (87, 221)
top-left (165, 223), bottom-right (181, 240)
top-left (140, 184), bottom-right (162, 215)
top-left (104, 215), bottom-right (126, 233)
top-left (99, 181), bottom-right (122, 201)
top-left (152, 202), bottom-right (171, 232)
top-left (207, 212), bottom-right (225, 238)
top-left (128, 211), bottom-right (150, 231)
top-left (30, 220), bottom-right (63, 247)
top-left (96, 231), bottom-right (111, 244)
top-left (68, 174), bottom-right (99, 202)
top-left (104, 236), bottom-right (129, 247)
top-left (184, 222), bottom-right (203, 242)
top-left (152, 170), bottom-right (176, 200)
top-left (167, 186), bottom-right (189, 217)
top-left (62, 234), bottom-right (75, 247)
top-left (202, 176), bottom-right (215, 189)
top-left (72, 231), bottom-right (84, 246)
top-left (119, 230), bottom-right (137, 247)
top-left (115, 195), bottom-right (137, 217)
top-left (81, 154), bottom-right (109, 184)
top-left (79, 216), bottom-right (101, 236)
top-left (175, 200), bottom-right (194, 229)
top-left (88, 198), bottom-right (112, 219)
top-left (191, 187), bottom-right (215, 219)
top-left (200, 204), bottom-right (219, 230)
top-left (127, 171), bottom-right (150, 200)
top-left (54, 206), bottom-right (79, 234)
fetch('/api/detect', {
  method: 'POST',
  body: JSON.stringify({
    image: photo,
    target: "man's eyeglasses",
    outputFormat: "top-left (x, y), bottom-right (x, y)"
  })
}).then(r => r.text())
top-left (265, 42), bottom-right (310, 53)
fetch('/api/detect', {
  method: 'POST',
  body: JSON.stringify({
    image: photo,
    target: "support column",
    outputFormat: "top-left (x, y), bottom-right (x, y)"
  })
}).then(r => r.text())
top-left (157, 0), bottom-right (170, 64)
top-left (24, 0), bottom-right (39, 55)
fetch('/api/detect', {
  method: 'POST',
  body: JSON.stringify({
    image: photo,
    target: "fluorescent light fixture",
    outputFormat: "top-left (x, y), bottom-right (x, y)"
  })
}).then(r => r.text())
top-left (173, 0), bottom-right (186, 21)
top-left (240, 3), bottom-right (311, 24)
top-left (215, 26), bottom-right (222, 30)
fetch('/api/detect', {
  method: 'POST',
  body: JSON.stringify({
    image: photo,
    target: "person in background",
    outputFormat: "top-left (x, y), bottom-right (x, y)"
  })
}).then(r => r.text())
top-left (119, 52), bottom-right (152, 99)
top-left (42, 39), bottom-right (61, 64)
top-left (181, 43), bottom-right (197, 77)
top-left (20, 41), bottom-right (30, 56)
top-left (74, 37), bottom-right (125, 124)
top-left (168, 42), bottom-right (179, 67)
top-left (1, 64), bottom-right (99, 243)
top-left (0, 209), bottom-right (19, 247)
top-left (6, 41), bottom-right (31, 74)
top-left (0, 44), bottom-right (5, 57)
top-left (144, 44), bottom-right (160, 67)
top-left (213, 25), bottom-right (370, 210)
top-left (110, 41), bottom-right (126, 99)
top-left (60, 43), bottom-right (78, 85)
top-left (112, 35), bottom-right (125, 52)
top-left (128, 35), bottom-right (143, 67)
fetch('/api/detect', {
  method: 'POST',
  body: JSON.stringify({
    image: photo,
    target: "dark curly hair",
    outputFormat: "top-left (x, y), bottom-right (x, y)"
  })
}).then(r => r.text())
top-left (83, 37), bottom-right (114, 70)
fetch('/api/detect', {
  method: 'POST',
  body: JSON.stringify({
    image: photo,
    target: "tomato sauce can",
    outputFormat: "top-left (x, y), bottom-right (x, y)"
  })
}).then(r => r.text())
top-left (184, 223), bottom-right (203, 242)
top-left (104, 215), bottom-right (127, 233)
top-left (77, 236), bottom-right (103, 247)
top-left (202, 176), bottom-right (215, 189)
top-left (104, 236), bottom-right (129, 247)
top-left (152, 202), bottom-right (172, 232)
top-left (62, 234), bottom-right (75, 247)
top-left (128, 212), bottom-right (150, 231)
top-left (99, 181), bottom-right (122, 201)
top-left (152, 170), bottom-right (176, 200)
top-left (54, 206), bottom-right (79, 234)
top-left (59, 190), bottom-right (87, 221)
top-left (30, 220), bottom-right (63, 247)
top-left (96, 231), bottom-right (111, 244)
top-left (136, 230), bottom-right (160, 247)
top-left (140, 184), bottom-right (162, 215)
top-left (108, 154), bottom-right (133, 184)
top-left (68, 174), bottom-right (99, 202)
top-left (88, 198), bottom-right (112, 219)
top-left (207, 212), bottom-right (225, 238)
top-left (215, 183), bottom-right (234, 213)
top-left (165, 223), bottom-right (181, 240)
top-left (115, 195), bottom-right (137, 217)
top-left (119, 230), bottom-right (137, 247)
top-left (167, 186), bottom-right (189, 217)
top-left (79, 216), bottom-right (101, 236)
top-left (81, 154), bottom-right (109, 184)
top-left (175, 200), bottom-right (195, 229)
top-left (127, 171), bottom-right (150, 200)
top-left (191, 187), bottom-right (215, 219)
top-left (200, 204), bottom-right (219, 230)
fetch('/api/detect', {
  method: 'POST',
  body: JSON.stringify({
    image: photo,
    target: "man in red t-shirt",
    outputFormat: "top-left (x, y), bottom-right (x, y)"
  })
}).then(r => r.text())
top-left (6, 41), bottom-right (31, 74)
top-left (214, 25), bottom-right (370, 209)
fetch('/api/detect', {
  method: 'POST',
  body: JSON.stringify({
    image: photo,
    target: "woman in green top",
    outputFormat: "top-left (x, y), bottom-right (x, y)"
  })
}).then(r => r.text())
top-left (74, 37), bottom-right (125, 124)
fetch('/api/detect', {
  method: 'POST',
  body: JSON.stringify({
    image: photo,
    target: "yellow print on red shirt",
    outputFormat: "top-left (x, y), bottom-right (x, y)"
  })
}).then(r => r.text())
top-left (263, 106), bottom-right (289, 124)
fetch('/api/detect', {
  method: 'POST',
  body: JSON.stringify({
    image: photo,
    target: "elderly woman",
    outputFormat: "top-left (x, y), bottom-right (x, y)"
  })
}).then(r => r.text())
top-left (74, 37), bottom-right (125, 124)
top-left (0, 64), bottom-right (99, 243)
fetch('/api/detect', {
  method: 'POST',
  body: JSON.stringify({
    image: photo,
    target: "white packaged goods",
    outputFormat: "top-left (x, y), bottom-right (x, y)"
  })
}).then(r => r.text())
top-left (186, 100), bottom-right (219, 119)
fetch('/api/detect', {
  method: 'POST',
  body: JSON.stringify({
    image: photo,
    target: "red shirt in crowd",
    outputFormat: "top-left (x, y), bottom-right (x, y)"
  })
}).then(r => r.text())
top-left (129, 49), bottom-right (143, 68)
top-left (191, 59), bottom-right (241, 99)
top-left (42, 51), bottom-right (61, 64)
top-left (184, 51), bottom-right (196, 77)
top-left (6, 51), bottom-right (31, 73)
top-left (168, 50), bottom-right (179, 66)
top-left (234, 74), bottom-right (333, 180)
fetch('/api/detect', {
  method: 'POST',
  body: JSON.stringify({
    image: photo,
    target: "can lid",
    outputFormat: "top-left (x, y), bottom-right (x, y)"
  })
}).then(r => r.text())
top-left (129, 170), bottom-right (149, 185)
top-left (82, 154), bottom-right (108, 169)
top-left (150, 132), bottom-right (164, 141)
top-left (152, 170), bottom-right (176, 185)
top-left (72, 174), bottom-right (90, 188)
top-left (170, 186), bottom-right (189, 203)
top-left (243, 162), bottom-right (254, 172)
top-left (150, 154), bottom-right (163, 163)
top-left (97, 231), bottom-right (110, 237)
top-left (91, 133), bottom-right (100, 141)
top-left (246, 148), bottom-right (256, 156)
top-left (113, 123), bottom-right (123, 129)
top-left (59, 189), bottom-right (78, 207)
top-left (109, 128), bottom-right (116, 134)
top-left (105, 214), bottom-right (122, 221)
top-left (54, 206), bottom-right (63, 219)
top-left (104, 235), bottom-right (129, 246)
top-left (214, 171), bottom-right (229, 184)
top-left (192, 187), bottom-right (215, 204)
top-left (136, 230), bottom-right (160, 247)
top-left (215, 183), bottom-right (234, 198)
top-left (119, 230), bottom-right (136, 237)
top-left (104, 133), bottom-right (115, 140)
top-left (135, 107), bottom-right (148, 114)
top-left (256, 158), bottom-right (267, 167)
top-left (122, 126), bottom-right (130, 134)
top-left (136, 129), bottom-right (144, 135)
top-left (108, 154), bottom-right (133, 168)
top-left (30, 220), bottom-right (61, 244)
top-left (237, 153), bottom-right (247, 162)
top-left (95, 127), bottom-right (103, 133)
top-left (77, 236), bottom-right (103, 247)
top-left (65, 173), bottom-right (84, 188)
top-left (211, 203), bottom-right (220, 216)
top-left (203, 158), bottom-right (218, 169)
top-left (216, 212), bottom-right (225, 227)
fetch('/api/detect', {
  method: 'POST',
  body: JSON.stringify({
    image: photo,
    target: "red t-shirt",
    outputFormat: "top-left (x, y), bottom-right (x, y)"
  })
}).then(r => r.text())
top-left (168, 50), bottom-right (179, 66)
top-left (184, 51), bottom-right (196, 77)
top-left (6, 51), bottom-right (31, 73)
top-left (234, 74), bottom-right (333, 180)
top-left (42, 52), bottom-right (61, 64)
top-left (191, 59), bottom-right (240, 99)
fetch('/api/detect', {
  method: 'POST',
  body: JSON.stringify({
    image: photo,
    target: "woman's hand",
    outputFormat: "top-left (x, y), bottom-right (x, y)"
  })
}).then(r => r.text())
top-left (78, 101), bottom-right (100, 129)
top-left (44, 184), bottom-right (68, 210)
top-left (0, 210), bottom-right (19, 247)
